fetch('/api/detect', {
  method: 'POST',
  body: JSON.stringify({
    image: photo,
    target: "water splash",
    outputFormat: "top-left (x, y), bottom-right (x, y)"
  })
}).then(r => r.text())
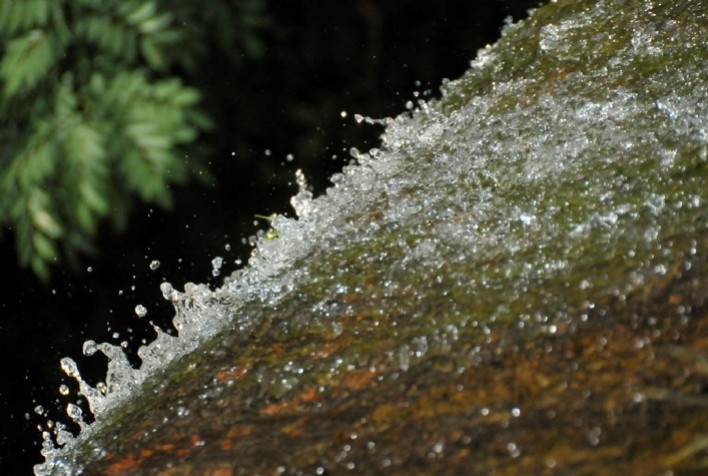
top-left (35, 0), bottom-right (707, 473)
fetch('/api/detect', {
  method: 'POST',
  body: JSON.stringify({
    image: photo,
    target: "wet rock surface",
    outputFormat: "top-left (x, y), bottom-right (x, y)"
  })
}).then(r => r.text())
top-left (38, 0), bottom-right (707, 474)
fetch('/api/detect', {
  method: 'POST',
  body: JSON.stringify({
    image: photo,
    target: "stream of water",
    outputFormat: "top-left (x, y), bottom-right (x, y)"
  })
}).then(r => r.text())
top-left (35, 0), bottom-right (707, 473)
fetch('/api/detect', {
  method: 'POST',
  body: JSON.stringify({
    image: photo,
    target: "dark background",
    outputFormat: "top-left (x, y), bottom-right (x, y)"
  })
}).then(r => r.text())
top-left (0, 1), bottom-right (540, 473)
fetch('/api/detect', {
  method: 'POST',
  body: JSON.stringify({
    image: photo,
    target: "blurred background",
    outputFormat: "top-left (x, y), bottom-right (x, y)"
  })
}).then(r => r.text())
top-left (0, 0), bottom-right (540, 473)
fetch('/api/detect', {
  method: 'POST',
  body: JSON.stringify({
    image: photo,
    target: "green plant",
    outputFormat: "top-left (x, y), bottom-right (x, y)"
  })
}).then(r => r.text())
top-left (0, 0), bottom-right (208, 280)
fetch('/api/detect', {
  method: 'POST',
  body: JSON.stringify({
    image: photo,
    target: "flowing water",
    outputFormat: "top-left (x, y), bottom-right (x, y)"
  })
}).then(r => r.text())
top-left (36, 0), bottom-right (707, 473)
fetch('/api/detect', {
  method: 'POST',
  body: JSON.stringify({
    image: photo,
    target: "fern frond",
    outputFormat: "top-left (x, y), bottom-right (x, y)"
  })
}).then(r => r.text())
top-left (12, 119), bottom-right (59, 189)
top-left (12, 188), bottom-right (61, 281)
top-left (75, 15), bottom-right (138, 62)
top-left (0, 0), bottom-right (51, 37)
top-left (0, 0), bottom-right (213, 279)
top-left (26, 188), bottom-right (63, 239)
top-left (0, 29), bottom-right (62, 97)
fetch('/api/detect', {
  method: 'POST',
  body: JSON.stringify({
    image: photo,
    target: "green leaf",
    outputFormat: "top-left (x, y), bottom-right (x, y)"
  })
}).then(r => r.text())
top-left (0, 0), bottom-right (51, 36)
top-left (1, 29), bottom-right (59, 97)
top-left (28, 195), bottom-right (62, 238)
top-left (124, 1), bottom-right (157, 26)
top-left (31, 256), bottom-right (50, 282)
top-left (139, 37), bottom-right (165, 70)
top-left (126, 122), bottom-right (170, 150)
top-left (79, 181), bottom-right (108, 215)
top-left (33, 232), bottom-right (57, 261)
top-left (137, 12), bottom-right (171, 35)
top-left (15, 216), bottom-right (33, 264)
top-left (75, 202), bottom-right (97, 234)
top-left (171, 87), bottom-right (200, 107)
top-left (54, 77), bottom-right (78, 116)
top-left (16, 130), bottom-right (56, 188)
top-left (67, 123), bottom-right (105, 164)
top-left (76, 16), bottom-right (137, 61)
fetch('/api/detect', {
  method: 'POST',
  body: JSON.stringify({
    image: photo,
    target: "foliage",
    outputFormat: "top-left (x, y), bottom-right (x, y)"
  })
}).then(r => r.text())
top-left (0, 0), bottom-right (208, 280)
top-left (160, 0), bottom-right (269, 72)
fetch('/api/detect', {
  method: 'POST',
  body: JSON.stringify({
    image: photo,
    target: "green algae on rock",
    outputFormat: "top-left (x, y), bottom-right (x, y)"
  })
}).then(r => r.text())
top-left (37, 0), bottom-right (707, 474)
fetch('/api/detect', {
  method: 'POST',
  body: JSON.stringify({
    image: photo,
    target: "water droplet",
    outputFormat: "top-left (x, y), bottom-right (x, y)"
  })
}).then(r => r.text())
top-left (586, 426), bottom-right (602, 446)
top-left (60, 357), bottom-right (79, 378)
top-left (160, 282), bottom-right (178, 301)
top-left (211, 256), bottom-right (224, 277)
top-left (83, 340), bottom-right (98, 356)
top-left (507, 442), bottom-right (521, 458)
top-left (398, 345), bottom-right (410, 371)
top-left (290, 169), bottom-right (314, 219)
top-left (66, 403), bottom-right (83, 425)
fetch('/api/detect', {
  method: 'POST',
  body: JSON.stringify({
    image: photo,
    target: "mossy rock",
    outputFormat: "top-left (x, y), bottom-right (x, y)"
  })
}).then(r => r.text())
top-left (38, 0), bottom-right (707, 474)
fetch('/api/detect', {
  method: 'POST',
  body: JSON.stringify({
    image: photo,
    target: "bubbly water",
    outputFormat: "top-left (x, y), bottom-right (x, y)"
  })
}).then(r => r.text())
top-left (35, 0), bottom-right (707, 473)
